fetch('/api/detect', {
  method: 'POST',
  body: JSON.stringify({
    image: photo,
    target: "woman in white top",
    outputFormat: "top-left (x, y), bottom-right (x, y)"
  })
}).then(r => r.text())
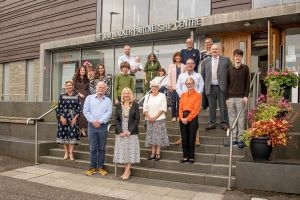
top-left (143, 79), bottom-right (169, 161)
top-left (151, 68), bottom-right (168, 94)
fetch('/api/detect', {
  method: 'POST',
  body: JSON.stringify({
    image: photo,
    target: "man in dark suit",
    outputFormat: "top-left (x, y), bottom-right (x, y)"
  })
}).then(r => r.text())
top-left (201, 44), bottom-right (232, 131)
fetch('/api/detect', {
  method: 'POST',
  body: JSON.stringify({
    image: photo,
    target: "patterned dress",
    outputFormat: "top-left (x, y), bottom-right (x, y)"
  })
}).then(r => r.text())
top-left (56, 93), bottom-right (81, 145)
top-left (72, 77), bottom-right (89, 130)
top-left (113, 106), bottom-right (140, 164)
top-left (89, 75), bottom-right (112, 98)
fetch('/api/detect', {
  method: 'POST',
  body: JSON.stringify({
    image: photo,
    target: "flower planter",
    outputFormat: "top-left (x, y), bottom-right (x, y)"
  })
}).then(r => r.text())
top-left (250, 136), bottom-right (272, 161)
top-left (282, 86), bottom-right (291, 101)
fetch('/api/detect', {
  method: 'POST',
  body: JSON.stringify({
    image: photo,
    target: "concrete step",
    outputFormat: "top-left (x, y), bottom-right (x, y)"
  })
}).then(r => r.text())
top-left (55, 145), bottom-right (244, 165)
top-left (48, 148), bottom-right (236, 176)
top-left (0, 135), bottom-right (57, 161)
top-left (39, 155), bottom-right (235, 187)
top-left (107, 131), bottom-right (226, 145)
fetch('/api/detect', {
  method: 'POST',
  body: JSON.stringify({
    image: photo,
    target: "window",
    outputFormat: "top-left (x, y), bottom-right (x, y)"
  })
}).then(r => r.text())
top-left (178, 0), bottom-right (210, 19)
top-left (52, 50), bottom-right (80, 100)
top-left (253, 0), bottom-right (282, 8)
top-left (124, 0), bottom-right (149, 28)
top-left (26, 59), bottom-right (39, 101)
top-left (149, 0), bottom-right (177, 24)
top-left (153, 39), bottom-right (186, 72)
top-left (285, 28), bottom-right (300, 72)
top-left (102, 0), bottom-right (123, 32)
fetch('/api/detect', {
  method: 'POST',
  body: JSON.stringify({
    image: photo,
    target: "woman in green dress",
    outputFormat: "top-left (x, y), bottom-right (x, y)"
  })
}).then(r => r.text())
top-left (144, 53), bottom-right (161, 94)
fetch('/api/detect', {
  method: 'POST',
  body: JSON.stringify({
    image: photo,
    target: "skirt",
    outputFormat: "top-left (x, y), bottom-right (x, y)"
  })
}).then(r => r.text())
top-left (145, 119), bottom-right (169, 147)
top-left (113, 134), bottom-right (140, 164)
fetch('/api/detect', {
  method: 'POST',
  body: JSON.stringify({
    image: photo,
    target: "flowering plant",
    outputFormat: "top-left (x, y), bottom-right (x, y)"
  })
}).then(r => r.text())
top-left (264, 70), bottom-right (299, 88)
top-left (243, 82), bottom-right (293, 147)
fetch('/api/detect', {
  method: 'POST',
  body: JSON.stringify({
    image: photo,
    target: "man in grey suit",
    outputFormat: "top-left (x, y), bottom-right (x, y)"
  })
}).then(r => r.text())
top-left (201, 44), bottom-right (232, 130)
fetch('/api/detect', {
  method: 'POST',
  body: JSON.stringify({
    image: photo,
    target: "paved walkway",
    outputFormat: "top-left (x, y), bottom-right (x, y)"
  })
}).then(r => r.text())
top-left (0, 164), bottom-right (225, 200)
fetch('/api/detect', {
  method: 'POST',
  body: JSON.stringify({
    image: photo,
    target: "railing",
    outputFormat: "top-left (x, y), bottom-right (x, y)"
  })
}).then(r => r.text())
top-left (0, 94), bottom-right (38, 102)
top-left (226, 68), bottom-right (260, 190)
top-left (26, 106), bottom-right (58, 165)
top-left (137, 74), bottom-right (168, 105)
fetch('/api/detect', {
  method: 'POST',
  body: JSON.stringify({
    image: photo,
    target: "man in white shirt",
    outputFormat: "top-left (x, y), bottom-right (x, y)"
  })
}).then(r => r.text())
top-left (176, 58), bottom-right (204, 97)
top-left (118, 45), bottom-right (136, 76)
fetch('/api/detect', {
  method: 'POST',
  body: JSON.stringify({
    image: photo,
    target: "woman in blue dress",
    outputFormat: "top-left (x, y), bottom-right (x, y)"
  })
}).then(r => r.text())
top-left (56, 80), bottom-right (81, 160)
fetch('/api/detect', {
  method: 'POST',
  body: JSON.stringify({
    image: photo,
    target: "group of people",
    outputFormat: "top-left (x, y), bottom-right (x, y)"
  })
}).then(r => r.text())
top-left (55, 37), bottom-right (250, 179)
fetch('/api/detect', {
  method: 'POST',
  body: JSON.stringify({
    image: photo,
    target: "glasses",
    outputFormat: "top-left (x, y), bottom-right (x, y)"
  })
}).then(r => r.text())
top-left (186, 83), bottom-right (194, 86)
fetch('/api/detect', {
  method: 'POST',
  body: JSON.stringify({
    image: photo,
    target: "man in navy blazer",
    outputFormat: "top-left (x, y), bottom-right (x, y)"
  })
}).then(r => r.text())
top-left (201, 44), bottom-right (232, 130)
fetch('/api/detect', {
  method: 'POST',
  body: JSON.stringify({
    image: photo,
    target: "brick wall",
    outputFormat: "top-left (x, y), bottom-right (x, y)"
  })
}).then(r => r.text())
top-left (8, 61), bottom-right (26, 101)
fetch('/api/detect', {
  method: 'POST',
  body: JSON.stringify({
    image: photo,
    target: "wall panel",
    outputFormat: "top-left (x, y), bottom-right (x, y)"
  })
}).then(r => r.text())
top-left (211, 0), bottom-right (251, 14)
top-left (0, 0), bottom-right (97, 63)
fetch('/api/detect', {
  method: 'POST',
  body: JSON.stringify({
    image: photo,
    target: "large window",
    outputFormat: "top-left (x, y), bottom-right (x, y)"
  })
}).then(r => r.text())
top-left (285, 28), bottom-right (300, 72)
top-left (253, 0), bottom-right (300, 8)
top-left (153, 39), bottom-right (186, 72)
top-left (124, 0), bottom-right (149, 28)
top-left (178, 0), bottom-right (210, 19)
top-left (149, 0), bottom-right (177, 24)
top-left (52, 50), bottom-right (80, 100)
top-left (102, 0), bottom-right (123, 32)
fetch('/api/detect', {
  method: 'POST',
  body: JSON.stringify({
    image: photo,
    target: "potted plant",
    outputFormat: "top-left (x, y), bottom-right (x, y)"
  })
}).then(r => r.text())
top-left (243, 82), bottom-right (293, 160)
top-left (264, 70), bottom-right (299, 100)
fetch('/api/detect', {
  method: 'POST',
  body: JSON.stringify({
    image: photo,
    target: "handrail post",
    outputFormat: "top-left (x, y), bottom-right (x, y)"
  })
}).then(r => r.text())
top-left (227, 128), bottom-right (233, 190)
top-left (35, 121), bottom-right (39, 165)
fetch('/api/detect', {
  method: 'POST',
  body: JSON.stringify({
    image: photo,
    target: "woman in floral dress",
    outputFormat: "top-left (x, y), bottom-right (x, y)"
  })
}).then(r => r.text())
top-left (56, 80), bottom-right (81, 160)
top-left (113, 87), bottom-right (140, 180)
top-left (73, 66), bottom-right (90, 137)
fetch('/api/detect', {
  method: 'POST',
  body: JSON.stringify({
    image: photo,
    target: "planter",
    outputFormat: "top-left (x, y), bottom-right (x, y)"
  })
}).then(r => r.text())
top-left (282, 86), bottom-right (292, 100)
top-left (250, 136), bottom-right (272, 161)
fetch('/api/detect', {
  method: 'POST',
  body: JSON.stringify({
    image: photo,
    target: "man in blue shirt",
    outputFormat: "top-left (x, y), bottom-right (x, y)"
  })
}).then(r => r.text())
top-left (83, 81), bottom-right (112, 176)
top-left (181, 38), bottom-right (200, 72)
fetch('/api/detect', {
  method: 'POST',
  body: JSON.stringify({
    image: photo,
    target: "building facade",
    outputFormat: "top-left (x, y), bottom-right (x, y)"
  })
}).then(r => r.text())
top-left (0, 0), bottom-right (300, 101)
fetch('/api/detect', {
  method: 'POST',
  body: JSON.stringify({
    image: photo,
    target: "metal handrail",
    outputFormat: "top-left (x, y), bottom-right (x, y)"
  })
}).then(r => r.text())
top-left (226, 68), bottom-right (260, 190)
top-left (26, 106), bottom-right (58, 165)
top-left (137, 73), bottom-right (168, 105)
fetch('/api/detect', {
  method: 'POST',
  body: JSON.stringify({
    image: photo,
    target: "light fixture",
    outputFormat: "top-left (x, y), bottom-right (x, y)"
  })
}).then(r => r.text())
top-left (244, 22), bottom-right (252, 27)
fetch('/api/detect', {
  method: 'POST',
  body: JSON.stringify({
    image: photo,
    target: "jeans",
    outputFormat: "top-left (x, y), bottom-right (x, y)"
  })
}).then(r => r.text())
top-left (88, 123), bottom-right (108, 169)
top-left (227, 98), bottom-right (246, 141)
top-left (179, 116), bottom-right (198, 159)
top-left (170, 90), bottom-right (179, 118)
top-left (208, 85), bottom-right (229, 126)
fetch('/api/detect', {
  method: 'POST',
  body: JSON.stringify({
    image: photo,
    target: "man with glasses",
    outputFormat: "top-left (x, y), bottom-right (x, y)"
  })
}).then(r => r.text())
top-left (181, 38), bottom-right (200, 72)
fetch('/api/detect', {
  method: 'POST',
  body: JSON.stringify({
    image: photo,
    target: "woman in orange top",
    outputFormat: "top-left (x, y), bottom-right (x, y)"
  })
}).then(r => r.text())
top-left (178, 77), bottom-right (201, 164)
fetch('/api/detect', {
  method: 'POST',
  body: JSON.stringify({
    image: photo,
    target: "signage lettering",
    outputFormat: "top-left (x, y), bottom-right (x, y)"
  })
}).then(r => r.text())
top-left (97, 18), bottom-right (201, 41)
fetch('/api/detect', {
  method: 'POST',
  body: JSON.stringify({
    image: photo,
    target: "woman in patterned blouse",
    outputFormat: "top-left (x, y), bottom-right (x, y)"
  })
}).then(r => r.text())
top-left (56, 80), bottom-right (81, 160)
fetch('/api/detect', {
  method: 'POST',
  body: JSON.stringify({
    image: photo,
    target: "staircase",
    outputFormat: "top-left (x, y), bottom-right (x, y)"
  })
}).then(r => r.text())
top-left (39, 109), bottom-right (249, 187)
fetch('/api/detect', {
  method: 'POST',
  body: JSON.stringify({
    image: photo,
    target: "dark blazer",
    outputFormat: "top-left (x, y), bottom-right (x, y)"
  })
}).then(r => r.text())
top-left (115, 101), bottom-right (140, 135)
top-left (201, 55), bottom-right (233, 95)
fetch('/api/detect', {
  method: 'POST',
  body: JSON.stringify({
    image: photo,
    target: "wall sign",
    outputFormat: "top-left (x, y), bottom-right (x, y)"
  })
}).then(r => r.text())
top-left (97, 18), bottom-right (201, 41)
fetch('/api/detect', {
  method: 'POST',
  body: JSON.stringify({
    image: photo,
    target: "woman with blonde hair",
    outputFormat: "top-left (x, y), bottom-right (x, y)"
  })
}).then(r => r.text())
top-left (113, 87), bottom-right (140, 180)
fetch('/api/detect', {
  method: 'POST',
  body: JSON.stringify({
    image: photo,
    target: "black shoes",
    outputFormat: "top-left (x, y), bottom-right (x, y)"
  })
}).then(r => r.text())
top-left (205, 125), bottom-right (216, 130)
top-left (179, 158), bottom-right (189, 163)
top-left (147, 155), bottom-right (155, 160)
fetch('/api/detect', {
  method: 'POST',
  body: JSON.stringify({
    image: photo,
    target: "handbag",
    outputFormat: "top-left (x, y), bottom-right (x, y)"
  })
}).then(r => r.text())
top-left (183, 110), bottom-right (191, 118)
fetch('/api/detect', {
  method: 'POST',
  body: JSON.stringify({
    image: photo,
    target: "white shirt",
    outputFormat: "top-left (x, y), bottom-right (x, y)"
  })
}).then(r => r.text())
top-left (152, 76), bottom-right (168, 88)
top-left (176, 71), bottom-right (204, 97)
top-left (143, 93), bottom-right (167, 120)
top-left (211, 56), bottom-right (219, 85)
top-left (118, 54), bottom-right (136, 69)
